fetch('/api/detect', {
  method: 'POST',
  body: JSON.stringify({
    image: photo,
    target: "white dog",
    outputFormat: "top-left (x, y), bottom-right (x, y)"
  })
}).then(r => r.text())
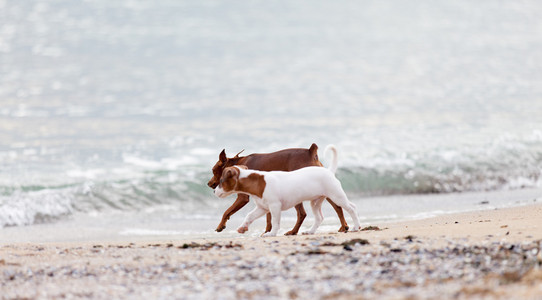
top-left (214, 145), bottom-right (361, 237)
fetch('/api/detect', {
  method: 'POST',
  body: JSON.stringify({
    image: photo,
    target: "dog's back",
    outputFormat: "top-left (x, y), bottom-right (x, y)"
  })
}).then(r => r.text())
top-left (254, 167), bottom-right (343, 208)
top-left (248, 145), bottom-right (341, 205)
top-left (208, 143), bottom-right (320, 189)
top-left (242, 144), bottom-right (321, 171)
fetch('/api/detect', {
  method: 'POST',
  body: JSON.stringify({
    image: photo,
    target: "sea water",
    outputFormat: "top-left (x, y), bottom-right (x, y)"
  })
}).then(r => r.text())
top-left (1, 0), bottom-right (541, 242)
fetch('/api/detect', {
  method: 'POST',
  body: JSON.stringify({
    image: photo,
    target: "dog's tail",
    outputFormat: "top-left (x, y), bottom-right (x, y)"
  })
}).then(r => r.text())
top-left (324, 145), bottom-right (338, 174)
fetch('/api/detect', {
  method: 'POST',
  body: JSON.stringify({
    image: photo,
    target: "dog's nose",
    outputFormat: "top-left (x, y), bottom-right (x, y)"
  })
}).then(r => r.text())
top-left (207, 180), bottom-right (217, 189)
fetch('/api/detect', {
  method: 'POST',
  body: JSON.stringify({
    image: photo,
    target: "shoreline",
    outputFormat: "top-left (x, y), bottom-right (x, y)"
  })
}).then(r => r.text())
top-left (2, 203), bottom-right (541, 299)
top-left (2, 186), bottom-right (541, 245)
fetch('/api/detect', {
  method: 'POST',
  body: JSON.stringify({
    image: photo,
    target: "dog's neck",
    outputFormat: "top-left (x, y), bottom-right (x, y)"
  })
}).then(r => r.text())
top-left (225, 156), bottom-right (246, 168)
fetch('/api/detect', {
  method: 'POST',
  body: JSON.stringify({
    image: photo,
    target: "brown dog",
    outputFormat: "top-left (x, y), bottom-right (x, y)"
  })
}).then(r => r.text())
top-left (207, 143), bottom-right (349, 235)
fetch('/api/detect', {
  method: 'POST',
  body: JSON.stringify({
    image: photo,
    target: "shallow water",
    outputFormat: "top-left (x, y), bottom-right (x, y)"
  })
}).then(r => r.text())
top-left (2, 187), bottom-right (540, 243)
top-left (1, 0), bottom-right (541, 236)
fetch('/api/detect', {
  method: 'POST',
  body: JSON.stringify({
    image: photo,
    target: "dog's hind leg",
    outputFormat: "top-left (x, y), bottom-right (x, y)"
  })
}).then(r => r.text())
top-left (344, 201), bottom-right (361, 231)
top-left (326, 198), bottom-right (349, 232)
top-left (333, 195), bottom-right (361, 232)
top-left (284, 203), bottom-right (307, 236)
top-left (304, 197), bottom-right (326, 235)
top-left (265, 213), bottom-right (272, 233)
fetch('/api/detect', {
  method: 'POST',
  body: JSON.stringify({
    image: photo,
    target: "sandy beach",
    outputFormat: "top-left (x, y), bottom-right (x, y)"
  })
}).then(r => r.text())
top-left (1, 203), bottom-right (541, 299)
top-left (0, 203), bottom-right (542, 299)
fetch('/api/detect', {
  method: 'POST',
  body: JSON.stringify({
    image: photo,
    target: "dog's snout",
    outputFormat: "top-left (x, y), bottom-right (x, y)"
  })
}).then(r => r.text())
top-left (207, 179), bottom-right (218, 189)
top-left (214, 186), bottom-right (227, 198)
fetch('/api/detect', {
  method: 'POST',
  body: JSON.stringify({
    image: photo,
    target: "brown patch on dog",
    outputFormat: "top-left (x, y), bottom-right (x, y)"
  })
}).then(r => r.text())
top-left (238, 173), bottom-right (266, 198)
top-left (218, 167), bottom-right (266, 198)
top-left (218, 166), bottom-right (240, 193)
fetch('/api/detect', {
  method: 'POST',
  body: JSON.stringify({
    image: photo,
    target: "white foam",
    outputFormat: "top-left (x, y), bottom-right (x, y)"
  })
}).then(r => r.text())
top-left (160, 157), bottom-right (199, 168)
top-left (122, 154), bottom-right (200, 170)
top-left (122, 154), bottom-right (162, 169)
top-left (190, 147), bottom-right (217, 156)
top-left (66, 168), bottom-right (106, 179)
top-left (0, 189), bottom-right (74, 227)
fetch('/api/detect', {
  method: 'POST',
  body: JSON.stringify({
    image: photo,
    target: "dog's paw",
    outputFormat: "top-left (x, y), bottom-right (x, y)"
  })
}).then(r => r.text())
top-left (237, 226), bottom-right (248, 234)
top-left (350, 226), bottom-right (361, 232)
top-left (338, 225), bottom-right (349, 233)
top-left (215, 225), bottom-right (226, 232)
top-left (261, 232), bottom-right (277, 237)
top-left (284, 230), bottom-right (298, 236)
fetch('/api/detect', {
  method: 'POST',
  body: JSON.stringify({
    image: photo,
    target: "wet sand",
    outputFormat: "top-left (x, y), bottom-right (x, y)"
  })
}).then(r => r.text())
top-left (1, 203), bottom-right (541, 299)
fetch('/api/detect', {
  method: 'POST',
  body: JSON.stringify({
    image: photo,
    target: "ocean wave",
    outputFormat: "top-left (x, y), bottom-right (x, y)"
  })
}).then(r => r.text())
top-left (0, 189), bottom-right (74, 228)
top-left (339, 133), bottom-right (542, 195)
top-left (0, 169), bottom-right (215, 228)
top-left (338, 167), bottom-right (541, 196)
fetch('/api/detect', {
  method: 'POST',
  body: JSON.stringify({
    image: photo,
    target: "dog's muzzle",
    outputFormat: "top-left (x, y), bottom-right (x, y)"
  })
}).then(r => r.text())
top-left (214, 186), bottom-right (228, 198)
top-left (207, 179), bottom-right (218, 189)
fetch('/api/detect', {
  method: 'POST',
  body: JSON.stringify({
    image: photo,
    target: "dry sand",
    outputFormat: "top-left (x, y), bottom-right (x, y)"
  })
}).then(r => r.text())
top-left (1, 203), bottom-right (541, 299)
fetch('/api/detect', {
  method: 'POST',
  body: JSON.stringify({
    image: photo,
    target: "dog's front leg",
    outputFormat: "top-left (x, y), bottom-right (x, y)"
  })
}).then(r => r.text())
top-left (237, 206), bottom-right (267, 234)
top-left (216, 194), bottom-right (250, 232)
top-left (262, 203), bottom-right (281, 237)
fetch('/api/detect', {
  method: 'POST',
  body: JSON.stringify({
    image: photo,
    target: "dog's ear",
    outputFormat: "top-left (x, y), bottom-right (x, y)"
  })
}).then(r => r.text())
top-left (234, 149), bottom-right (244, 158)
top-left (223, 167), bottom-right (237, 180)
top-left (219, 149), bottom-right (227, 163)
top-left (309, 143), bottom-right (319, 161)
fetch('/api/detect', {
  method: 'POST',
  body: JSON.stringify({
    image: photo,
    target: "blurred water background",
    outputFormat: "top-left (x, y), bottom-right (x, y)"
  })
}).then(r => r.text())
top-left (1, 0), bottom-right (541, 241)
